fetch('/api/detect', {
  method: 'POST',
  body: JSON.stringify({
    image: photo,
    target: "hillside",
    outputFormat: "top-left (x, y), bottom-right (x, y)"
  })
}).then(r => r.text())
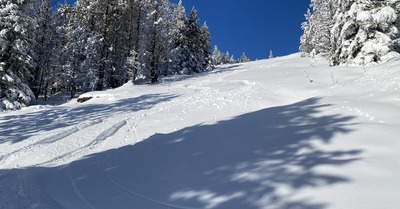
top-left (1, 53), bottom-right (400, 209)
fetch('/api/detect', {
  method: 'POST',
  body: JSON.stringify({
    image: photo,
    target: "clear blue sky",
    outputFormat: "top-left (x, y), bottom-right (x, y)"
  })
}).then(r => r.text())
top-left (57, 0), bottom-right (310, 61)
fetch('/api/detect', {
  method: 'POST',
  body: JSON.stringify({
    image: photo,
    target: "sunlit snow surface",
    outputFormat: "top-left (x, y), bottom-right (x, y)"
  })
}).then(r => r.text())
top-left (1, 53), bottom-right (400, 209)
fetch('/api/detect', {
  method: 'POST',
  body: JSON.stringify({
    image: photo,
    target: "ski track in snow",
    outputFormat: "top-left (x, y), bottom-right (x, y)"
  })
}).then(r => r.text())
top-left (90, 120), bottom-right (127, 147)
top-left (0, 119), bottom-right (103, 168)
top-left (36, 119), bottom-right (127, 167)
top-left (104, 167), bottom-right (202, 209)
top-left (42, 119), bottom-right (104, 144)
top-left (69, 165), bottom-right (96, 209)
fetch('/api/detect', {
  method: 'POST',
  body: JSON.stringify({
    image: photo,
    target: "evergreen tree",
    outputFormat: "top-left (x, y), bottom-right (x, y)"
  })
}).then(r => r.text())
top-left (300, 8), bottom-right (313, 55)
top-left (300, 0), bottom-right (337, 56)
top-left (200, 22), bottom-right (212, 70)
top-left (212, 45), bottom-right (223, 65)
top-left (179, 7), bottom-right (211, 74)
top-left (123, 0), bottom-right (146, 82)
top-left (301, 0), bottom-right (400, 65)
top-left (29, 0), bottom-right (56, 100)
top-left (54, 3), bottom-right (102, 98)
top-left (269, 50), bottom-right (274, 59)
top-left (224, 51), bottom-right (231, 64)
top-left (330, 0), bottom-right (400, 65)
top-left (169, 0), bottom-right (187, 75)
top-left (0, 0), bottom-right (35, 111)
top-left (229, 55), bottom-right (237, 63)
top-left (184, 7), bottom-right (202, 73)
top-left (141, 0), bottom-right (174, 83)
top-left (240, 52), bottom-right (250, 63)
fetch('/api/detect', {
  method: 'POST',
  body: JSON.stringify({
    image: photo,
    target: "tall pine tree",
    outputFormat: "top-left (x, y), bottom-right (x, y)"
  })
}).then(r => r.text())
top-left (0, 0), bottom-right (35, 111)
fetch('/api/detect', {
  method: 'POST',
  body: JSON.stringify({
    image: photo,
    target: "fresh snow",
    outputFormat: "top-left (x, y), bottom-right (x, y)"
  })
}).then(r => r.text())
top-left (1, 53), bottom-right (400, 209)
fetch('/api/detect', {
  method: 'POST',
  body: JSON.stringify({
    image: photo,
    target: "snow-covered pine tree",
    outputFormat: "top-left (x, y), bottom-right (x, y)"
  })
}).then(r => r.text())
top-left (44, 4), bottom-right (66, 96)
top-left (269, 50), bottom-right (274, 59)
top-left (0, 0), bottom-right (35, 111)
top-left (240, 52), bottom-right (250, 63)
top-left (300, 8), bottom-right (313, 55)
top-left (330, 0), bottom-right (400, 65)
top-left (56, 4), bottom-right (82, 98)
top-left (122, 0), bottom-right (146, 82)
top-left (28, 0), bottom-right (56, 100)
top-left (53, 2), bottom-right (103, 98)
top-left (300, 0), bottom-right (337, 57)
top-left (229, 55), bottom-right (237, 63)
top-left (68, 0), bottom-right (123, 90)
top-left (140, 0), bottom-right (174, 83)
top-left (179, 7), bottom-right (211, 74)
top-left (224, 51), bottom-right (231, 64)
top-left (169, 0), bottom-right (187, 75)
top-left (200, 22), bottom-right (213, 70)
top-left (105, 1), bottom-right (132, 88)
top-left (98, 0), bottom-right (129, 88)
top-left (212, 45), bottom-right (224, 65)
top-left (185, 7), bottom-right (202, 73)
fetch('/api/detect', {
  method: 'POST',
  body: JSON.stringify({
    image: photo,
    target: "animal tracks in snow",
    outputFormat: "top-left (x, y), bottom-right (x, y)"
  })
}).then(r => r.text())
top-left (331, 101), bottom-right (386, 124)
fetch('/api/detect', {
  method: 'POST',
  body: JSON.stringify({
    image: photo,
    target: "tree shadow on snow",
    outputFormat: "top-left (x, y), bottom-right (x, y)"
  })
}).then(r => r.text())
top-left (103, 97), bottom-right (361, 209)
top-left (0, 97), bottom-right (362, 209)
top-left (0, 93), bottom-right (178, 144)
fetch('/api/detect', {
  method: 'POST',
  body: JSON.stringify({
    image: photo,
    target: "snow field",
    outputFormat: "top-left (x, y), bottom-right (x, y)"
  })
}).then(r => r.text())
top-left (1, 53), bottom-right (400, 209)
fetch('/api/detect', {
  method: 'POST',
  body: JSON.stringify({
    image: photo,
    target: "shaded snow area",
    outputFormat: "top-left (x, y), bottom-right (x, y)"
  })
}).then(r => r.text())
top-left (1, 53), bottom-right (400, 209)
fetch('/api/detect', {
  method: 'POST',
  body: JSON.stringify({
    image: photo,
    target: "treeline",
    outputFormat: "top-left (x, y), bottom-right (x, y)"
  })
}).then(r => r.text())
top-left (211, 45), bottom-right (251, 65)
top-left (0, 0), bottom-right (214, 111)
top-left (300, 0), bottom-right (400, 66)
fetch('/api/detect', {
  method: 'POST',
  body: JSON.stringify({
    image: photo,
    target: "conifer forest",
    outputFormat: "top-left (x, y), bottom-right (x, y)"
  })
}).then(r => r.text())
top-left (0, 0), bottom-right (217, 111)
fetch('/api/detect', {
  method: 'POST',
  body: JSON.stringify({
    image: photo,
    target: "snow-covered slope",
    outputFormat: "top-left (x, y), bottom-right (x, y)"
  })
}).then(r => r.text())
top-left (1, 53), bottom-right (400, 209)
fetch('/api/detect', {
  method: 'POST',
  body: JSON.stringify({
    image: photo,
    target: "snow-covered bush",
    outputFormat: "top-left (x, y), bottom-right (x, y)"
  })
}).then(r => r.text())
top-left (1, 69), bottom-right (34, 111)
top-left (331, 1), bottom-right (400, 65)
top-left (301, 0), bottom-right (400, 66)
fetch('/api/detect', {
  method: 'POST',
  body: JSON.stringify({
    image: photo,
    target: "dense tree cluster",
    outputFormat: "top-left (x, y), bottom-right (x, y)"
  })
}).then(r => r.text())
top-left (0, 0), bottom-right (213, 111)
top-left (300, 0), bottom-right (400, 66)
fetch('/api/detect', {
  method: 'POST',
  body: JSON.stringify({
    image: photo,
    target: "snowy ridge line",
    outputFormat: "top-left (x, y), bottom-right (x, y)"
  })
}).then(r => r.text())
top-left (104, 168), bottom-right (201, 209)
top-left (0, 119), bottom-right (103, 168)
top-left (35, 120), bottom-right (128, 167)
